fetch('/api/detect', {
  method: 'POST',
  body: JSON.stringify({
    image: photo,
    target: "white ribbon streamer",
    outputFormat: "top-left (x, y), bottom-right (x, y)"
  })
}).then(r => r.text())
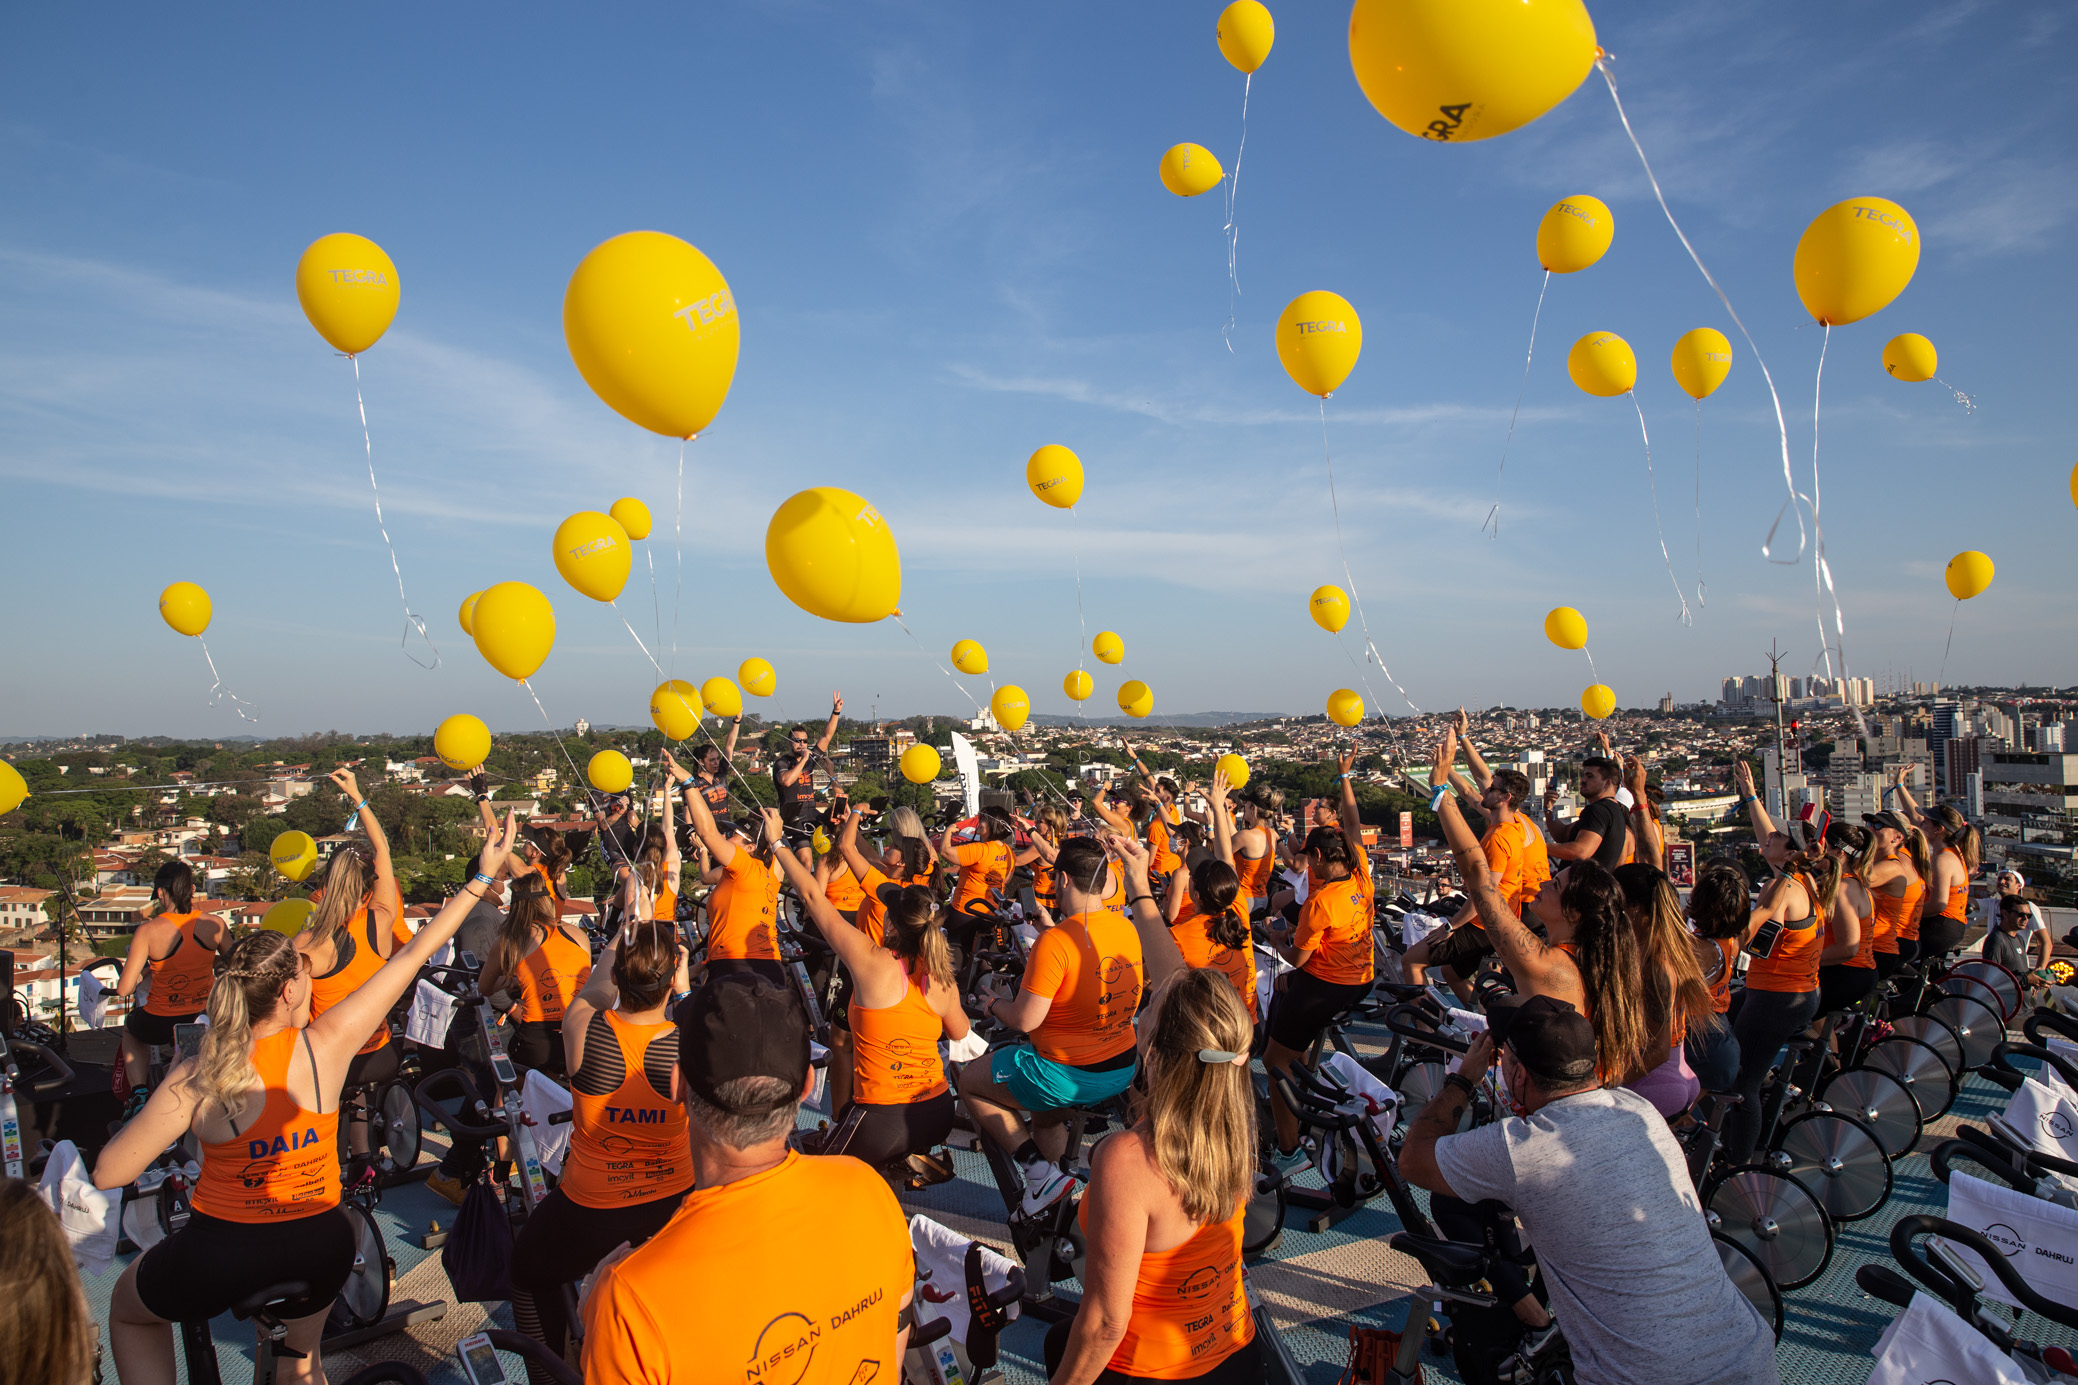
top-left (198, 638), bottom-right (257, 722)
top-left (1629, 392), bottom-right (1693, 627)
top-left (1319, 399), bottom-right (1419, 715)
top-left (350, 355), bottom-right (438, 668)
top-left (1483, 268), bottom-right (1550, 538)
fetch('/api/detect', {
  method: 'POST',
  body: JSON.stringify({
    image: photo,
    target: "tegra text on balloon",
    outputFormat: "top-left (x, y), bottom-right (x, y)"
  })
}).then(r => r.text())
top-left (1295, 320), bottom-right (1347, 335)
top-left (1852, 205), bottom-right (1914, 242)
top-left (672, 290), bottom-right (737, 332)
top-left (327, 268), bottom-right (390, 287)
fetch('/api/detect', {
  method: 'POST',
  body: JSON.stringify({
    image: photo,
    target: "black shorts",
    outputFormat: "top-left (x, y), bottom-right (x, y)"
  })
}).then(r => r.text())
top-left (822, 1090), bottom-right (957, 1168)
top-left (135, 1206), bottom-right (356, 1323)
top-left (1896, 938), bottom-right (1921, 966)
top-left (704, 958), bottom-right (789, 987)
top-left (345, 1041), bottom-right (401, 1090)
top-left (124, 1007), bottom-right (200, 1048)
top-left (1817, 964), bottom-right (1878, 1014)
top-left (1267, 969), bottom-right (1373, 1052)
top-left (1044, 1318), bottom-right (1264, 1385)
top-left (1874, 950), bottom-right (1904, 981)
top-left (1423, 922), bottom-right (1493, 976)
top-left (509, 1020), bottom-right (567, 1081)
top-left (508, 1184), bottom-right (688, 1294)
top-left (1921, 915), bottom-right (1968, 958)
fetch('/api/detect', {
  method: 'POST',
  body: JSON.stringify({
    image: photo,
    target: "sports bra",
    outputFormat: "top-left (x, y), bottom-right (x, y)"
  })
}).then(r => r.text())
top-left (562, 1010), bottom-right (690, 1208)
top-left (190, 1027), bottom-right (340, 1223)
top-left (143, 915), bottom-right (217, 1017)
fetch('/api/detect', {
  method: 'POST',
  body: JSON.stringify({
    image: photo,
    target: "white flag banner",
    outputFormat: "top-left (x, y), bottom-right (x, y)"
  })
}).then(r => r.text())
top-left (1941, 1169), bottom-right (2078, 1312)
top-left (951, 733), bottom-right (982, 819)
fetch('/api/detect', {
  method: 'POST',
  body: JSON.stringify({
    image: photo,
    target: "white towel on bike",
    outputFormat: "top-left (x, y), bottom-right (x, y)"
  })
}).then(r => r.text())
top-left (1941, 1169), bottom-right (2078, 1312)
top-left (1399, 910), bottom-right (1447, 950)
top-left (521, 1069), bottom-right (574, 1176)
top-left (1867, 1289), bottom-right (2031, 1385)
top-left (1254, 945), bottom-right (1293, 1020)
top-left (37, 1140), bottom-right (118, 1275)
top-left (1442, 1007), bottom-right (1488, 1076)
top-left (404, 979), bottom-right (458, 1048)
top-left (909, 1213), bottom-right (1020, 1345)
top-left (943, 1030), bottom-right (990, 1064)
top-left (1319, 1051), bottom-right (1398, 1143)
top-left (2038, 1037), bottom-right (2078, 1097)
top-left (76, 968), bottom-right (108, 1029)
top-left (1999, 1076), bottom-right (2078, 1171)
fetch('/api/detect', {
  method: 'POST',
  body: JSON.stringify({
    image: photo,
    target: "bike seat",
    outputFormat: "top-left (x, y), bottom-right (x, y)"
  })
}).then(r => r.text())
top-left (1388, 1232), bottom-right (1491, 1288)
top-left (232, 1280), bottom-right (313, 1322)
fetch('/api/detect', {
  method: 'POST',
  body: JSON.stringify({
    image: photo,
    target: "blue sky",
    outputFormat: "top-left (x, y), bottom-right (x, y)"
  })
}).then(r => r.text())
top-left (2, 2), bottom-right (2073, 738)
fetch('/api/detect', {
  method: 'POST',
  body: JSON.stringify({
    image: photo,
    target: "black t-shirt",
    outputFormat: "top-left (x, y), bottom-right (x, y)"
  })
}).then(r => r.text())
top-left (774, 750), bottom-right (818, 822)
top-left (1575, 797), bottom-right (1629, 872)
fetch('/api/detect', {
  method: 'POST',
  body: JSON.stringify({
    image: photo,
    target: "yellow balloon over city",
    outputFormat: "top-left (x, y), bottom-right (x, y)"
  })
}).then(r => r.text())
top-left (1309, 585), bottom-right (1350, 634)
top-left (1064, 669), bottom-right (1094, 701)
top-left (1945, 551), bottom-right (1995, 601)
top-left (737, 658), bottom-right (776, 697)
top-left (294, 233), bottom-right (400, 355)
top-left (1348, 0), bottom-right (1597, 144)
top-left (458, 591), bottom-right (482, 637)
top-left (269, 830), bottom-right (319, 882)
top-left (1536, 195), bottom-right (1613, 274)
top-left (609, 496), bottom-right (653, 541)
top-left (588, 750), bottom-right (633, 794)
top-left (1883, 333), bottom-right (1938, 384)
top-left (1217, 0), bottom-right (1275, 73)
top-left (650, 680), bottom-right (703, 739)
top-left (1543, 606), bottom-right (1589, 651)
top-left (1581, 684), bottom-right (1617, 720)
top-left (951, 639), bottom-right (989, 675)
top-left (471, 581), bottom-right (556, 681)
top-left (552, 511), bottom-right (633, 603)
top-left (812, 826), bottom-right (832, 855)
top-left (158, 581), bottom-right (211, 637)
top-left (1026, 444), bottom-right (1084, 509)
top-left (1276, 291), bottom-right (1362, 397)
top-left (564, 231), bottom-right (738, 438)
top-left (433, 713), bottom-right (491, 771)
top-left (1118, 681), bottom-right (1153, 719)
top-left (1158, 143), bottom-right (1225, 198)
top-left (259, 898), bottom-right (313, 936)
top-left (0, 761), bottom-right (26, 815)
top-left (901, 743), bottom-right (941, 784)
top-left (765, 487), bottom-right (902, 624)
top-left (1670, 329), bottom-right (1734, 401)
top-left (991, 685), bottom-right (1031, 733)
top-left (1326, 688), bottom-right (1365, 727)
top-left (1792, 197), bottom-right (1920, 327)
top-left (1567, 331), bottom-right (1636, 397)
top-left (2070, 459), bottom-right (2078, 511)
top-left (1217, 753), bottom-right (1250, 790)
top-left (701, 676), bottom-right (743, 720)
top-left (1093, 631), bottom-right (1125, 665)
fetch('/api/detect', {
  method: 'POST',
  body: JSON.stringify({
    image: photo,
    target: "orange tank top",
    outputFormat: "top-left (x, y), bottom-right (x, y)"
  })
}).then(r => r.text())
top-left (1941, 846), bottom-right (1969, 922)
top-left (190, 1027), bottom-right (340, 1222)
top-left (307, 909), bottom-right (390, 1055)
top-left (562, 1011), bottom-right (693, 1208)
top-left (1898, 871), bottom-right (1926, 943)
top-left (1842, 875), bottom-right (1878, 970)
top-left (144, 915), bottom-right (218, 1017)
top-left (1706, 937), bottom-right (1738, 1013)
top-left (1078, 1195), bottom-right (1254, 1378)
top-left (1745, 873), bottom-right (1823, 993)
top-left (654, 888), bottom-right (678, 924)
top-left (850, 962), bottom-right (949, 1105)
top-left (1868, 876), bottom-right (1909, 954)
top-left (824, 862), bottom-right (865, 913)
top-left (1234, 849), bottom-right (1274, 904)
top-left (516, 927), bottom-right (593, 1023)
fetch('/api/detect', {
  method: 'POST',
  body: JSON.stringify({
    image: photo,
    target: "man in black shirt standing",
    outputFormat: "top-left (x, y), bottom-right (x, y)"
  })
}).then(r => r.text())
top-left (1545, 755), bottom-right (1628, 871)
top-left (774, 692), bottom-right (843, 864)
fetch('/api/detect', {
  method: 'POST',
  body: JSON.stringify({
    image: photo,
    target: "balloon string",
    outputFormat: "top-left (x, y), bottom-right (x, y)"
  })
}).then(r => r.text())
top-left (1220, 71), bottom-right (1251, 354)
top-left (350, 355), bottom-right (439, 669)
top-left (671, 437), bottom-right (688, 680)
top-left (1935, 377), bottom-right (1978, 414)
top-left (1483, 268), bottom-right (1550, 538)
top-left (646, 547), bottom-right (662, 681)
top-left (519, 678), bottom-right (635, 868)
top-left (1628, 392), bottom-right (1693, 627)
top-left (197, 638), bottom-right (258, 722)
top-left (612, 599), bottom-right (665, 678)
top-left (1807, 325), bottom-right (1870, 743)
top-left (1070, 503), bottom-right (1089, 730)
top-left (889, 616), bottom-right (1078, 813)
top-left (1584, 647), bottom-right (1600, 686)
top-left (1319, 397), bottom-right (1419, 714)
top-left (1595, 56), bottom-right (1803, 568)
top-left (1332, 630), bottom-right (1385, 726)
top-left (1940, 599), bottom-right (1961, 684)
top-left (1693, 399), bottom-right (1707, 608)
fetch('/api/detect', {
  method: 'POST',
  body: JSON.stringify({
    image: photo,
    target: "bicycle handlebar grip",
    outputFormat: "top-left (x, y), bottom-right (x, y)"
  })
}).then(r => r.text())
top-left (1853, 1262), bottom-right (1916, 1311)
top-left (482, 1330), bottom-right (585, 1385)
top-left (412, 1070), bottom-right (507, 1138)
top-left (910, 1314), bottom-right (953, 1346)
top-left (1892, 1214), bottom-right (2078, 1330)
top-left (9, 1038), bottom-right (76, 1093)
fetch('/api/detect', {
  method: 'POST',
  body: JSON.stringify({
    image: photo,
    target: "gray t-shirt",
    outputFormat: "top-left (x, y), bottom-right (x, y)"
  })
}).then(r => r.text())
top-left (1435, 1085), bottom-right (1778, 1385)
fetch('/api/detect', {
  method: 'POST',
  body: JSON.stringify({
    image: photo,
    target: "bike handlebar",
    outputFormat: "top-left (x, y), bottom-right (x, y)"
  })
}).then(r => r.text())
top-left (8, 1037), bottom-right (75, 1094)
top-left (412, 1069), bottom-right (509, 1138)
top-left (1929, 1138), bottom-right (2037, 1193)
top-left (481, 1331), bottom-right (584, 1385)
top-left (1890, 1214), bottom-right (2078, 1330)
top-left (1990, 1041), bottom-right (2078, 1095)
top-left (1383, 1001), bottom-right (1470, 1056)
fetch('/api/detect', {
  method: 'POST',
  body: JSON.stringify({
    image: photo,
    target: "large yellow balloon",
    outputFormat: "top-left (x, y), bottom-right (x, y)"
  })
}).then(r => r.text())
top-left (434, 713), bottom-right (491, 772)
top-left (1792, 197), bottom-right (1921, 327)
top-left (1670, 329), bottom-right (1734, 401)
top-left (1027, 445), bottom-right (1085, 509)
top-left (901, 744), bottom-right (942, 784)
top-left (991, 685), bottom-right (1031, 733)
top-left (1064, 670), bottom-right (1094, 702)
top-left (1092, 631), bottom-right (1125, 665)
top-left (1945, 551), bottom-right (1995, 601)
top-left (1309, 585), bottom-right (1350, 634)
top-left (1883, 333), bottom-right (1938, 384)
top-left (1536, 195), bottom-right (1613, 274)
top-left (1217, 753), bottom-right (1250, 790)
top-left (589, 750), bottom-right (633, 794)
top-left (1217, 0), bottom-right (1275, 72)
top-left (1543, 606), bottom-right (1589, 651)
top-left (951, 639), bottom-right (990, 675)
top-left (1117, 680), bottom-right (1152, 717)
top-left (737, 658), bottom-right (776, 697)
top-left (701, 676), bottom-right (743, 720)
top-left (552, 511), bottom-right (633, 604)
top-left (1326, 688), bottom-right (1365, 727)
top-left (610, 496), bottom-right (653, 541)
top-left (1349, 0), bottom-right (1597, 144)
top-left (270, 830), bottom-right (319, 882)
top-left (2070, 459), bottom-right (2077, 512)
top-left (472, 581), bottom-right (556, 681)
top-left (294, 233), bottom-right (400, 355)
top-left (458, 591), bottom-right (482, 637)
top-left (158, 581), bottom-right (211, 637)
top-left (1567, 331), bottom-right (1636, 398)
top-left (1159, 143), bottom-right (1225, 198)
top-left (0, 761), bottom-right (26, 815)
top-left (650, 680), bottom-right (703, 739)
top-left (1581, 684), bottom-right (1617, 720)
top-left (260, 898), bottom-right (313, 937)
top-left (1276, 291), bottom-right (1362, 397)
top-left (765, 487), bottom-right (902, 624)
top-left (563, 231), bottom-right (740, 438)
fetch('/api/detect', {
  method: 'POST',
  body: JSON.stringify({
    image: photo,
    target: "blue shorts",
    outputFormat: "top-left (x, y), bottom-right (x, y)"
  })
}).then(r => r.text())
top-left (992, 1044), bottom-right (1136, 1112)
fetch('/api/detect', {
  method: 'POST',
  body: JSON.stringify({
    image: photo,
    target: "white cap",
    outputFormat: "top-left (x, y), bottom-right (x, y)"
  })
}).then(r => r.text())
top-left (1997, 867), bottom-right (2027, 887)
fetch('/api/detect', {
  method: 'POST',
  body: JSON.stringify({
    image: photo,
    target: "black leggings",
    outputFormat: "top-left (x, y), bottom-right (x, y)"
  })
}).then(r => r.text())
top-left (1044, 1318), bottom-right (1265, 1385)
top-left (135, 1206), bottom-right (356, 1323)
top-left (509, 1185), bottom-right (688, 1371)
top-left (823, 1090), bottom-right (956, 1168)
top-left (1724, 987), bottom-right (1820, 1165)
top-left (1921, 915), bottom-right (1968, 958)
top-left (1817, 965), bottom-right (1877, 1015)
top-left (1431, 1194), bottom-right (1535, 1307)
top-left (509, 1020), bottom-right (567, 1080)
top-left (1266, 969), bottom-right (1372, 1053)
top-left (1874, 950), bottom-right (1904, 981)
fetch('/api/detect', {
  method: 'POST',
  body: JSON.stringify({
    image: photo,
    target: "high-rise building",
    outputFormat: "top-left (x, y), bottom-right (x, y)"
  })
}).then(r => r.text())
top-left (1658, 693), bottom-right (1674, 713)
top-left (1981, 750), bottom-right (2078, 866)
top-left (1944, 736), bottom-right (1981, 799)
top-left (1721, 677), bottom-right (1744, 707)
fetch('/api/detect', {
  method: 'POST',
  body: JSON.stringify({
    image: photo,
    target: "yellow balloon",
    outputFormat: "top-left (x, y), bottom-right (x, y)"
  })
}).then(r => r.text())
top-left (1092, 631), bottom-right (1125, 665)
top-left (991, 685), bottom-right (1031, 733)
top-left (1348, 0), bottom-right (1597, 144)
top-left (1117, 680), bottom-right (1152, 716)
top-left (701, 676), bottom-right (744, 720)
top-left (1945, 551), bottom-right (1995, 601)
top-left (1026, 444), bottom-right (1085, 509)
top-left (811, 827), bottom-right (832, 856)
top-left (1064, 669), bottom-right (1094, 702)
top-left (0, 760), bottom-right (27, 815)
top-left (1567, 331), bottom-right (1636, 398)
top-left (1670, 329), bottom-right (1734, 401)
top-left (563, 231), bottom-right (740, 438)
top-left (901, 743), bottom-right (942, 784)
top-left (589, 750), bottom-right (633, 795)
top-left (2070, 459), bottom-right (2077, 512)
top-left (1792, 197), bottom-right (1921, 327)
top-left (552, 511), bottom-right (632, 603)
top-left (472, 581), bottom-right (556, 681)
top-left (1543, 606), bottom-right (1589, 651)
top-left (270, 830), bottom-right (319, 882)
top-left (650, 680), bottom-right (703, 739)
top-left (1326, 688), bottom-right (1365, 727)
top-left (1883, 333), bottom-right (1938, 384)
top-left (158, 581), bottom-right (211, 637)
top-left (1158, 143), bottom-right (1225, 198)
top-left (951, 639), bottom-right (989, 676)
top-left (737, 658), bottom-right (776, 698)
top-left (1123, 694), bottom-right (1154, 720)
top-left (458, 591), bottom-right (482, 637)
top-left (765, 488), bottom-right (902, 624)
top-left (1217, 753), bottom-right (1250, 790)
top-left (1217, 0), bottom-right (1275, 72)
top-left (609, 496), bottom-right (653, 541)
top-left (1535, 195), bottom-right (1613, 274)
top-left (260, 898), bottom-right (313, 937)
top-left (1276, 291), bottom-right (1363, 397)
top-left (1581, 684), bottom-right (1616, 720)
top-left (294, 232), bottom-right (400, 355)
top-left (1309, 584), bottom-right (1350, 634)
top-left (434, 714), bottom-right (491, 772)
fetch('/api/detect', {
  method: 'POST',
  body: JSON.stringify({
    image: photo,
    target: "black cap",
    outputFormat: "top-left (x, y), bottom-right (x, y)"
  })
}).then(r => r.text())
top-left (1861, 810), bottom-right (1909, 834)
top-left (874, 880), bottom-right (906, 907)
top-left (1487, 994), bottom-right (1597, 1086)
top-left (675, 973), bottom-right (810, 1117)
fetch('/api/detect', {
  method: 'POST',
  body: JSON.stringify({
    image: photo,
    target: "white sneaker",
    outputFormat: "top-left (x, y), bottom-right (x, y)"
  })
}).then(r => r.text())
top-left (1019, 1162), bottom-right (1076, 1216)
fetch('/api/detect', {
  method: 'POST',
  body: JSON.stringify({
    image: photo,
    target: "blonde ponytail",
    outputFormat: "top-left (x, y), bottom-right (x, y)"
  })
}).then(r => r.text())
top-left (188, 931), bottom-right (299, 1119)
top-left (1142, 969), bottom-right (1255, 1224)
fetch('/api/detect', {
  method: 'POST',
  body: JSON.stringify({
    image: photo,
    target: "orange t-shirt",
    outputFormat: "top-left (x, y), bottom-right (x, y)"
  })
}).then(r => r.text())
top-left (582, 1152), bottom-right (913, 1385)
top-left (1079, 1196), bottom-right (1253, 1378)
top-left (1147, 812), bottom-right (1182, 878)
top-left (707, 850), bottom-right (781, 961)
top-left (562, 1011), bottom-right (692, 1209)
top-left (516, 927), bottom-right (593, 1023)
top-left (824, 860), bottom-right (865, 913)
top-left (1024, 910), bottom-right (1145, 1067)
top-left (307, 908), bottom-right (391, 1055)
top-left (851, 963), bottom-right (949, 1105)
top-left (853, 865), bottom-right (894, 946)
top-left (952, 840), bottom-right (1012, 917)
top-left (143, 915), bottom-right (218, 1017)
top-left (1744, 873), bottom-right (1822, 994)
top-left (1482, 815), bottom-right (1549, 913)
top-left (1294, 871), bottom-right (1374, 986)
top-left (190, 1027), bottom-right (340, 1223)
top-left (1169, 910), bottom-right (1258, 1021)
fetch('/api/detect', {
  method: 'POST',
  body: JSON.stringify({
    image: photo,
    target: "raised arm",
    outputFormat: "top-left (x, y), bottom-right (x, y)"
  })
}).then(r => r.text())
top-left (836, 806), bottom-right (881, 885)
top-left (1455, 708), bottom-right (1494, 790)
top-left (681, 768), bottom-right (737, 868)
top-left (815, 693), bottom-right (843, 753)
top-left (467, 764), bottom-right (498, 838)
top-left (1084, 789), bottom-right (1136, 838)
top-left (762, 810), bottom-right (880, 975)
top-left (1891, 767), bottom-right (1925, 830)
top-left (1336, 748), bottom-right (1364, 863)
top-left (1625, 756), bottom-right (1662, 871)
top-left (1435, 790), bottom-right (1568, 988)
top-left (1110, 832), bottom-right (1186, 996)
top-left (656, 756), bottom-right (681, 875)
top-left (1734, 759), bottom-right (1776, 839)
top-left (1209, 771), bottom-right (1236, 869)
top-left (330, 767), bottom-right (400, 953)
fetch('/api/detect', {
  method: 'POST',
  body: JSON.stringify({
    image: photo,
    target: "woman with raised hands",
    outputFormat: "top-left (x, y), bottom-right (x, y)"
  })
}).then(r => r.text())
top-left (1894, 774), bottom-right (1978, 960)
top-left (1164, 770), bottom-right (1257, 1021)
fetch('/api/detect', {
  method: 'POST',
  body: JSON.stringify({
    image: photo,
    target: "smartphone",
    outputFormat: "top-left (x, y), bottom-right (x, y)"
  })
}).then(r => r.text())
top-left (1019, 886), bottom-right (1038, 915)
top-left (173, 1023), bottom-right (206, 1061)
top-left (456, 1332), bottom-right (509, 1385)
top-left (1748, 918), bottom-right (1784, 959)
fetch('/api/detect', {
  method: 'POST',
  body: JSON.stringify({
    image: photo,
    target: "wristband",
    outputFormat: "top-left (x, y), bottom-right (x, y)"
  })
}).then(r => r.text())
top-left (472, 872), bottom-right (496, 887)
top-left (353, 798), bottom-right (368, 812)
top-left (473, 792), bottom-right (490, 804)
top-left (1127, 894), bottom-right (1155, 907)
top-left (1739, 795), bottom-right (1757, 806)
top-left (1428, 785), bottom-right (1450, 813)
top-left (1443, 1072), bottom-right (1478, 1098)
